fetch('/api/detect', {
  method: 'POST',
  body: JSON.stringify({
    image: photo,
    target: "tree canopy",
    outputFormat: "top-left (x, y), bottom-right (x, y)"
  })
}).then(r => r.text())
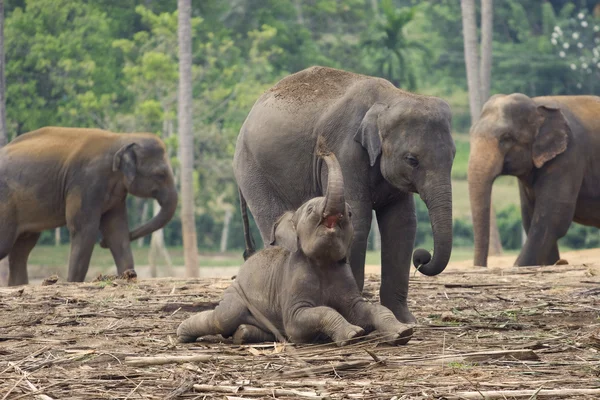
top-left (4, 0), bottom-right (599, 251)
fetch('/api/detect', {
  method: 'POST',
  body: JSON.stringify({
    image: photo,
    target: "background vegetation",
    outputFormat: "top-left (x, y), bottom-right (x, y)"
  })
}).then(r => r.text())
top-left (4, 0), bottom-right (600, 265)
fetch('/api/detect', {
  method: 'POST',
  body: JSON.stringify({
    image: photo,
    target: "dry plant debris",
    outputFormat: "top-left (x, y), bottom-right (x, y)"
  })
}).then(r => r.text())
top-left (1, 264), bottom-right (600, 399)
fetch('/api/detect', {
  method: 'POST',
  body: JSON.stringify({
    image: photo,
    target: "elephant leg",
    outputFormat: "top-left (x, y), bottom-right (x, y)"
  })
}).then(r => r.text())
top-left (66, 199), bottom-right (101, 282)
top-left (285, 306), bottom-right (364, 346)
top-left (376, 193), bottom-right (417, 323)
top-left (232, 324), bottom-right (276, 344)
top-left (347, 200), bottom-right (372, 292)
top-left (177, 290), bottom-right (250, 343)
top-left (516, 186), bottom-right (576, 266)
top-left (346, 300), bottom-right (413, 345)
top-left (100, 204), bottom-right (134, 275)
top-left (7, 233), bottom-right (40, 286)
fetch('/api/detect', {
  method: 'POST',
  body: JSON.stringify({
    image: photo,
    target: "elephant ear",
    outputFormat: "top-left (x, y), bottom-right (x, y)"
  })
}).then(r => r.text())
top-left (353, 102), bottom-right (387, 167)
top-left (113, 143), bottom-right (138, 184)
top-left (270, 211), bottom-right (298, 253)
top-left (532, 104), bottom-right (570, 168)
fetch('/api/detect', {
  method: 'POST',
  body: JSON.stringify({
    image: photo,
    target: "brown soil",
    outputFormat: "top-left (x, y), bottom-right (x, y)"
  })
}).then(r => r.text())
top-left (2, 260), bottom-right (600, 399)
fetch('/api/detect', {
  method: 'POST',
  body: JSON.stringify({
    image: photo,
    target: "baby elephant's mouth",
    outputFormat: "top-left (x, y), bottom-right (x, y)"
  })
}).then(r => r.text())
top-left (323, 213), bottom-right (343, 229)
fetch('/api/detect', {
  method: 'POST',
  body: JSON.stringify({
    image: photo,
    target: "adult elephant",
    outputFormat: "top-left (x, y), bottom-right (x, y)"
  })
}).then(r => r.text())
top-left (468, 93), bottom-right (600, 267)
top-left (0, 127), bottom-right (178, 285)
top-left (234, 66), bottom-right (456, 323)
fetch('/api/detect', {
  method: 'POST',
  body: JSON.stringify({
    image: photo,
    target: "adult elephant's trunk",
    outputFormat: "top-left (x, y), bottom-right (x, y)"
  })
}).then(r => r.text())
top-left (468, 138), bottom-right (503, 267)
top-left (129, 188), bottom-right (179, 242)
top-left (412, 181), bottom-right (453, 276)
top-left (318, 138), bottom-right (345, 222)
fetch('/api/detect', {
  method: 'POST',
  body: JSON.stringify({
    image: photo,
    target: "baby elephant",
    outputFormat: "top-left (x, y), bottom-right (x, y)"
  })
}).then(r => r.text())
top-left (177, 140), bottom-right (413, 346)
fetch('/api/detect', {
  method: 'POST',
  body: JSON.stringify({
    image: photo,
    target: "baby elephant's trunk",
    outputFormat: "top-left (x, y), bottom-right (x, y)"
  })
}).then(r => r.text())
top-left (317, 137), bottom-right (345, 227)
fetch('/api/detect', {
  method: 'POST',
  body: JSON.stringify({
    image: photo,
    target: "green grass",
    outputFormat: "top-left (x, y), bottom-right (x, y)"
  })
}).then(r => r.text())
top-left (29, 245), bottom-right (489, 271)
top-left (28, 245), bottom-right (244, 269)
top-left (451, 134), bottom-right (471, 180)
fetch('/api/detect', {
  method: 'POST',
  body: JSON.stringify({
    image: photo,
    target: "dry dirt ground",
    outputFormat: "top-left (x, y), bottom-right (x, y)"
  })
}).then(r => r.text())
top-left (1, 252), bottom-right (600, 399)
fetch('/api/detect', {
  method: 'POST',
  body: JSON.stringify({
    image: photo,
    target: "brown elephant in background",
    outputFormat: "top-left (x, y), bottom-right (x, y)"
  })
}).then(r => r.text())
top-left (468, 93), bottom-right (600, 267)
top-left (0, 127), bottom-right (178, 286)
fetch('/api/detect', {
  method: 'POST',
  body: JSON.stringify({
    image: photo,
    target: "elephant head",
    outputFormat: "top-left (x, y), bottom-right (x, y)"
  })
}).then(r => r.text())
top-left (113, 135), bottom-right (179, 242)
top-left (468, 93), bottom-right (570, 267)
top-left (270, 138), bottom-right (354, 263)
top-left (354, 97), bottom-right (456, 276)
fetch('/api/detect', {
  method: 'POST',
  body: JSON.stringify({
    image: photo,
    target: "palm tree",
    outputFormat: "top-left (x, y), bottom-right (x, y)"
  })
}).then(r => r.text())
top-left (461, 0), bottom-right (482, 121)
top-left (178, 0), bottom-right (199, 277)
top-left (462, 0), bottom-right (502, 257)
top-left (0, 0), bottom-right (9, 286)
top-left (0, 0), bottom-right (8, 286)
top-left (363, 1), bottom-right (430, 90)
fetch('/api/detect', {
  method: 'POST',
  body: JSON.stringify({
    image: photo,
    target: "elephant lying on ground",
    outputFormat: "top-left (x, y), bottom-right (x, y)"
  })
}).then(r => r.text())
top-left (0, 127), bottom-right (178, 286)
top-left (177, 140), bottom-right (413, 346)
top-left (234, 66), bottom-right (456, 324)
top-left (468, 93), bottom-right (600, 267)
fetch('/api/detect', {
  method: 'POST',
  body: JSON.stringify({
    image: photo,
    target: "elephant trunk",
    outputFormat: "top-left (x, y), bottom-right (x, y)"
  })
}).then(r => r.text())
top-left (318, 138), bottom-right (345, 226)
top-left (412, 181), bottom-right (453, 276)
top-left (129, 187), bottom-right (179, 242)
top-left (468, 138), bottom-right (503, 267)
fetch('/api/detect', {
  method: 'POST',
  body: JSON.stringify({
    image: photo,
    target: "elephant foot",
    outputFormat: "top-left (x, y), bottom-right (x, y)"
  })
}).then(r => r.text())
top-left (177, 334), bottom-right (197, 343)
top-left (232, 324), bottom-right (275, 345)
top-left (370, 325), bottom-right (413, 346)
top-left (334, 325), bottom-right (365, 347)
top-left (388, 304), bottom-right (417, 324)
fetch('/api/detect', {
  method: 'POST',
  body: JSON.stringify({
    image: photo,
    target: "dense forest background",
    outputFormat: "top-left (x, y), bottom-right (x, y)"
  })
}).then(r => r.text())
top-left (4, 0), bottom-right (600, 255)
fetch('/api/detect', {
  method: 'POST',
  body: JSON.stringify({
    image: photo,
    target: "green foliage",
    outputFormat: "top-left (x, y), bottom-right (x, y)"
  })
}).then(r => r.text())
top-left (451, 137), bottom-right (471, 180)
top-left (361, 3), bottom-right (429, 90)
top-left (6, 0), bottom-right (600, 254)
top-left (5, 0), bottom-right (120, 135)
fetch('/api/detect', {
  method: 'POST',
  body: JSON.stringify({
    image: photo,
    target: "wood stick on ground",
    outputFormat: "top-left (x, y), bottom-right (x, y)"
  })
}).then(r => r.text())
top-left (124, 354), bottom-right (224, 366)
top-left (8, 362), bottom-right (55, 400)
top-left (445, 388), bottom-right (600, 399)
top-left (278, 360), bottom-right (371, 378)
top-left (192, 384), bottom-right (325, 399)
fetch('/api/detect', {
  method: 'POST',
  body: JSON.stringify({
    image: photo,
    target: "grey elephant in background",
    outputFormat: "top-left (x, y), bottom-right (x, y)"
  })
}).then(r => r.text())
top-left (177, 140), bottom-right (413, 346)
top-left (468, 93), bottom-right (600, 267)
top-left (234, 66), bottom-right (456, 323)
top-left (0, 127), bottom-right (178, 285)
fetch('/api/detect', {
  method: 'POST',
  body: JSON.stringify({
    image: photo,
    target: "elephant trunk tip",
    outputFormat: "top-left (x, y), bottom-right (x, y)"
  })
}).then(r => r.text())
top-left (412, 248), bottom-right (446, 277)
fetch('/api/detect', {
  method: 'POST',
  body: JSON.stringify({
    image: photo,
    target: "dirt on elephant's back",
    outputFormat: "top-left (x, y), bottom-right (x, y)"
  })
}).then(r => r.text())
top-left (2, 262), bottom-right (600, 399)
top-left (267, 66), bottom-right (368, 106)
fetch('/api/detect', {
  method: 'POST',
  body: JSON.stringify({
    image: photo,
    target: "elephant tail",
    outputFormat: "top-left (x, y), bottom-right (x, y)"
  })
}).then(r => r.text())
top-left (239, 187), bottom-right (256, 260)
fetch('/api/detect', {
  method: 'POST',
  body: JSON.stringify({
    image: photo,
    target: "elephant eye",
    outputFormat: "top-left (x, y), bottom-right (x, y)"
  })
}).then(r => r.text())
top-left (307, 205), bottom-right (314, 214)
top-left (404, 154), bottom-right (419, 168)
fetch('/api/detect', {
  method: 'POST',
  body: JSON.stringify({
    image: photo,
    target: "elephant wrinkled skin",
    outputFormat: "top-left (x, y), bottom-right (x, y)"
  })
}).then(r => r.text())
top-left (234, 66), bottom-right (456, 324)
top-left (468, 93), bottom-right (600, 267)
top-left (177, 142), bottom-right (413, 346)
top-left (0, 127), bottom-right (178, 285)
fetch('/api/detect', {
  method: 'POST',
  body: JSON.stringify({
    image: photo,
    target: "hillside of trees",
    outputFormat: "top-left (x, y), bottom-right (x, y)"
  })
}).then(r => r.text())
top-left (4, 0), bottom-right (600, 253)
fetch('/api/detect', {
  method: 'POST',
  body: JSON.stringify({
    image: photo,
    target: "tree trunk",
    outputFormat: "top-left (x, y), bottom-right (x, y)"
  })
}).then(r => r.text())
top-left (462, 0), bottom-right (503, 257)
top-left (488, 205), bottom-right (503, 256)
top-left (138, 201), bottom-right (149, 248)
top-left (55, 228), bottom-right (61, 246)
top-left (371, 211), bottom-right (381, 251)
top-left (0, 0), bottom-right (8, 286)
top-left (220, 208), bottom-right (232, 253)
top-left (479, 0), bottom-right (493, 103)
top-left (149, 200), bottom-right (173, 278)
top-left (479, 0), bottom-right (501, 256)
top-left (461, 0), bottom-right (481, 123)
top-left (178, 0), bottom-right (199, 277)
top-left (293, 0), bottom-right (304, 25)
